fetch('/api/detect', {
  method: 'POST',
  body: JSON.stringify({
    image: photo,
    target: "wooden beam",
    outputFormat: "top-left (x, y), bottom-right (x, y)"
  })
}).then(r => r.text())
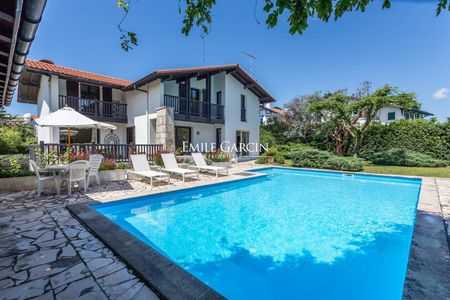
top-left (0, 34), bottom-right (12, 44)
top-left (0, 50), bottom-right (8, 57)
top-left (196, 70), bottom-right (221, 81)
top-left (0, 11), bottom-right (14, 24)
top-left (244, 83), bottom-right (256, 89)
top-left (19, 80), bottom-right (40, 87)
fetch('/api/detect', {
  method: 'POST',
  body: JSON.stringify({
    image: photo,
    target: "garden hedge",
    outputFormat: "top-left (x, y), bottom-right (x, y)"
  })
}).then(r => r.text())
top-left (291, 148), bottom-right (363, 171)
top-left (360, 119), bottom-right (450, 161)
top-left (370, 149), bottom-right (448, 167)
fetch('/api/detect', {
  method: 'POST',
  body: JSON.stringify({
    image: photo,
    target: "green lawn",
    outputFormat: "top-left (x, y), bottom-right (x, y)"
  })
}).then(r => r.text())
top-left (362, 165), bottom-right (450, 178)
top-left (275, 160), bottom-right (450, 178)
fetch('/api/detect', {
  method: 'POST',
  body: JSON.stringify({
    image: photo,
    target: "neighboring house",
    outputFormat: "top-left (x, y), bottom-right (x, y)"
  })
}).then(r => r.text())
top-left (259, 104), bottom-right (284, 125)
top-left (18, 60), bottom-right (275, 157)
top-left (355, 105), bottom-right (433, 125)
top-left (376, 105), bottom-right (433, 123)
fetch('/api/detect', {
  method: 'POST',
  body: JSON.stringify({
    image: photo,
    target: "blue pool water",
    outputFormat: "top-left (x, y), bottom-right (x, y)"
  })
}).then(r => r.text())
top-left (94, 167), bottom-right (421, 299)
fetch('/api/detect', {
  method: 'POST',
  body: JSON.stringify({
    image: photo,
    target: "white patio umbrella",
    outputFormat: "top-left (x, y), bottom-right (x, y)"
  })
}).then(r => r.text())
top-left (34, 107), bottom-right (117, 145)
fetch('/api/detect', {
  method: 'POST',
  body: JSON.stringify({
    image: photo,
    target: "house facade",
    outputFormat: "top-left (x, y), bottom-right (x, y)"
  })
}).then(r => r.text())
top-left (259, 104), bottom-right (284, 125)
top-left (376, 105), bottom-right (433, 123)
top-left (18, 60), bottom-right (275, 157)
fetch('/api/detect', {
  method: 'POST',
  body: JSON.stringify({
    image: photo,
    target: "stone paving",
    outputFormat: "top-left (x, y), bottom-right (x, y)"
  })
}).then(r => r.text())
top-left (0, 190), bottom-right (159, 300)
top-left (0, 164), bottom-right (449, 299)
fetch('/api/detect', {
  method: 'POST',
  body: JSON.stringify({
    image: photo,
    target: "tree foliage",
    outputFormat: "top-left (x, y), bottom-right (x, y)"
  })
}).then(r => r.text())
top-left (0, 109), bottom-right (36, 155)
top-left (276, 93), bottom-right (322, 142)
top-left (116, 0), bottom-right (450, 51)
top-left (308, 84), bottom-right (419, 156)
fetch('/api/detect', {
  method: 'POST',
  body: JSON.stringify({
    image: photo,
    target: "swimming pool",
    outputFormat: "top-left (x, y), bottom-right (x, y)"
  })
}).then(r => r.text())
top-left (93, 167), bottom-right (421, 299)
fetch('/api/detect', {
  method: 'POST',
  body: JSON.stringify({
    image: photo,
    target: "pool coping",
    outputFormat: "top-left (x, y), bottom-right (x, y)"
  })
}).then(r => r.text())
top-left (68, 166), bottom-right (450, 299)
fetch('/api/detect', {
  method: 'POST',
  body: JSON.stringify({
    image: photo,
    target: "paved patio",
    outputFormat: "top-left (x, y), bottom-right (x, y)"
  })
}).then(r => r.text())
top-left (0, 164), bottom-right (449, 299)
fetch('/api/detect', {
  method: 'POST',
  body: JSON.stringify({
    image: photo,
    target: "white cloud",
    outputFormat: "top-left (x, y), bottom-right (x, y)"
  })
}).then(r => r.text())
top-left (433, 88), bottom-right (449, 100)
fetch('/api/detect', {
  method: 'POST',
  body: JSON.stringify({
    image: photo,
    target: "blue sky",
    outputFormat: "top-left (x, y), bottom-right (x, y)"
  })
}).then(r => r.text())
top-left (6, 0), bottom-right (450, 120)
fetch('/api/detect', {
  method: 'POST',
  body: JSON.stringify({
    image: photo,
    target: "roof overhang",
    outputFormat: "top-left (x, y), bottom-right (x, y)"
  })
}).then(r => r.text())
top-left (123, 65), bottom-right (276, 103)
top-left (22, 65), bottom-right (128, 90)
top-left (0, 0), bottom-right (47, 107)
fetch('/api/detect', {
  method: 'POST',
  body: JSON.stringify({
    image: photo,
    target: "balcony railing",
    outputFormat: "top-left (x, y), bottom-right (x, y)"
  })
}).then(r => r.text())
top-left (59, 95), bottom-right (127, 123)
top-left (164, 94), bottom-right (224, 124)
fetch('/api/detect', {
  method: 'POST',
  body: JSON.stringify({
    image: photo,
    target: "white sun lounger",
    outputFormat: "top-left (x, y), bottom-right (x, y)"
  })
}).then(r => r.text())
top-left (127, 154), bottom-right (170, 188)
top-left (161, 153), bottom-right (199, 182)
top-left (191, 152), bottom-right (229, 177)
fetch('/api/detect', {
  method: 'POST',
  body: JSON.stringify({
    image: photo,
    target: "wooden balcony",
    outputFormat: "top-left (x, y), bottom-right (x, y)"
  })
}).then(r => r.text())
top-left (59, 95), bottom-right (127, 123)
top-left (164, 94), bottom-right (224, 124)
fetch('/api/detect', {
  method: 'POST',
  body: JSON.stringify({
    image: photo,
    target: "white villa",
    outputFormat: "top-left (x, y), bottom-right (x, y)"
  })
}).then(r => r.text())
top-left (18, 59), bottom-right (275, 157)
top-left (375, 105), bottom-right (433, 123)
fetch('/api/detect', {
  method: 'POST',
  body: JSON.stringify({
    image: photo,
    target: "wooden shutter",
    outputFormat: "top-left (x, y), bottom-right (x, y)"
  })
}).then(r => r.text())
top-left (66, 80), bottom-right (79, 97)
top-left (102, 87), bottom-right (112, 102)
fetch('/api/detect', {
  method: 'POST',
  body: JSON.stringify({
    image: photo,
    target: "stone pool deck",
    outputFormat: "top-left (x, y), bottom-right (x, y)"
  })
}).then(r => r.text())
top-left (0, 164), bottom-right (449, 299)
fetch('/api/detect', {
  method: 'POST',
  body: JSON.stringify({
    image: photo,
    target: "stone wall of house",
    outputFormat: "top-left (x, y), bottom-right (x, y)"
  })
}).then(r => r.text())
top-left (155, 106), bottom-right (175, 151)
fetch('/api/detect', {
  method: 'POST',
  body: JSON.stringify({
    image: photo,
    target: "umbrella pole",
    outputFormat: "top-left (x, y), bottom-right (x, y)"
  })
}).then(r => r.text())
top-left (67, 127), bottom-right (71, 161)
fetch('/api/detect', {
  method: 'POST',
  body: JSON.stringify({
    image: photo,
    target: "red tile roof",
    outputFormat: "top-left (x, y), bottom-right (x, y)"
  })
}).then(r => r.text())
top-left (270, 107), bottom-right (284, 114)
top-left (25, 60), bottom-right (132, 87)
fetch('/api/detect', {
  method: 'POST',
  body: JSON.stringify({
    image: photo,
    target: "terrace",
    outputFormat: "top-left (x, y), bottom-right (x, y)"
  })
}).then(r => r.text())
top-left (0, 163), bottom-right (449, 299)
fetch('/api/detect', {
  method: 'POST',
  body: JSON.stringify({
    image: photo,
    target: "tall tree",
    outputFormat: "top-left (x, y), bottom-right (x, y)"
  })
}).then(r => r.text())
top-left (276, 93), bottom-right (322, 142)
top-left (308, 84), bottom-right (419, 156)
top-left (116, 0), bottom-right (449, 51)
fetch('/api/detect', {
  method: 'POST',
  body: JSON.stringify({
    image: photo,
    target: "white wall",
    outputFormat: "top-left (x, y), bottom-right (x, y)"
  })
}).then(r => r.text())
top-left (126, 80), bottom-right (161, 144)
top-left (223, 74), bottom-right (260, 156)
top-left (97, 124), bottom-right (126, 144)
top-left (212, 72), bottom-right (225, 105)
top-left (36, 75), bottom-right (60, 143)
top-left (378, 106), bottom-right (403, 123)
top-left (112, 88), bottom-right (125, 103)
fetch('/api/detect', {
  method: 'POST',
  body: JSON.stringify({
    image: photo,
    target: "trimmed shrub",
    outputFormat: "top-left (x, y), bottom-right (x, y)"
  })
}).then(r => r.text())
top-left (272, 143), bottom-right (309, 159)
top-left (291, 148), bottom-right (332, 169)
top-left (274, 154), bottom-right (285, 164)
top-left (323, 156), bottom-right (364, 171)
top-left (370, 149), bottom-right (448, 167)
top-left (255, 155), bottom-right (268, 164)
top-left (291, 148), bottom-right (363, 171)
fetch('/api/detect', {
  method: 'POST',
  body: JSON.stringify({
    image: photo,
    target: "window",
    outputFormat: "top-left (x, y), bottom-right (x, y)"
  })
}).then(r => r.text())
top-left (191, 88), bottom-right (200, 101)
top-left (126, 127), bottom-right (135, 144)
top-left (175, 126), bottom-right (191, 151)
top-left (387, 112), bottom-right (396, 121)
top-left (216, 91), bottom-right (222, 106)
top-left (80, 84), bottom-right (100, 100)
top-left (240, 95), bottom-right (247, 122)
top-left (216, 128), bottom-right (222, 150)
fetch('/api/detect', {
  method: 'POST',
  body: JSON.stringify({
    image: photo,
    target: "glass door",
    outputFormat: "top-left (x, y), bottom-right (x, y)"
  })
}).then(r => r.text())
top-left (175, 126), bottom-right (191, 151)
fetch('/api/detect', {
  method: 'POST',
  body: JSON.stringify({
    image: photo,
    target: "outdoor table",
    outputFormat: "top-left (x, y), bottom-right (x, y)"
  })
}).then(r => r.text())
top-left (42, 164), bottom-right (69, 194)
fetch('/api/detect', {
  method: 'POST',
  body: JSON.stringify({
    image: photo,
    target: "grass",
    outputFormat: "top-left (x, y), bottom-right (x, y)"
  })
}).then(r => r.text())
top-left (362, 165), bottom-right (450, 178)
top-left (275, 159), bottom-right (450, 178)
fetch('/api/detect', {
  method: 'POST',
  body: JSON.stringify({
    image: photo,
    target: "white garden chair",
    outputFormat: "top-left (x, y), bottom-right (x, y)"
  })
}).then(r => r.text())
top-left (127, 154), bottom-right (170, 189)
top-left (87, 154), bottom-right (103, 186)
top-left (29, 160), bottom-right (59, 196)
top-left (191, 152), bottom-right (229, 177)
top-left (161, 153), bottom-right (199, 182)
top-left (61, 160), bottom-right (89, 195)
